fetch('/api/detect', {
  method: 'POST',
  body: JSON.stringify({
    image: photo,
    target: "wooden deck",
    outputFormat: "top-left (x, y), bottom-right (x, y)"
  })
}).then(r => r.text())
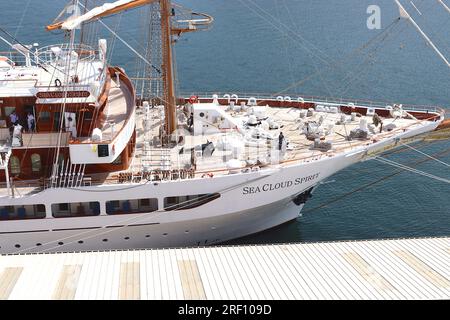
top-left (0, 237), bottom-right (448, 300)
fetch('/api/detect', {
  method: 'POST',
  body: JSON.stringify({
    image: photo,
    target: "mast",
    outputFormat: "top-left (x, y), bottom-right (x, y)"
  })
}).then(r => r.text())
top-left (45, 0), bottom-right (213, 136)
top-left (160, 0), bottom-right (177, 135)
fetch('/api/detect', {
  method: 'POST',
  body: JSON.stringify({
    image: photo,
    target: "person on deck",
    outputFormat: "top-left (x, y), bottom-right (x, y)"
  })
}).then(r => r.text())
top-left (188, 113), bottom-right (194, 132)
top-left (27, 112), bottom-right (35, 132)
top-left (278, 132), bottom-right (285, 151)
top-left (9, 111), bottom-right (18, 125)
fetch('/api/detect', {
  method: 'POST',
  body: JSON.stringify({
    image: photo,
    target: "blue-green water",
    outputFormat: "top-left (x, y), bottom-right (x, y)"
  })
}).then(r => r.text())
top-left (2, 0), bottom-right (450, 243)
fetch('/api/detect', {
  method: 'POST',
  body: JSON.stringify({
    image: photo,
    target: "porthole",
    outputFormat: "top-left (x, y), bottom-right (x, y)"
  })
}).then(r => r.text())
top-left (163, 233), bottom-right (168, 236)
top-left (102, 239), bottom-right (108, 242)
top-left (36, 243), bottom-right (42, 246)
top-left (58, 242), bottom-right (64, 246)
top-left (199, 112), bottom-right (205, 117)
top-left (78, 240), bottom-right (84, 244)
top-left (145, 235), bottom-right (150, 238)
top-left (124, 236), bottom-right (130, 240)
top-left (15, 244), bottom-right (20, 248)
top-left (185, 230), bottom-right (189, 234)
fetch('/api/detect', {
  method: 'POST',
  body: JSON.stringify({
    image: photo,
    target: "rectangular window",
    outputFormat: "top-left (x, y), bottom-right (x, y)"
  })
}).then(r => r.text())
top-left (106, 198), bottom-right (158, 215)
top-left (4, 106), bottom-right (15, 117)
top-left (110, 200), bottom-right (120, 208)
top-left (52, 202), bottom-right (100, 218)
top-left (164, 193), bottom-right (220, 211)
top-left (39, 111), bottom-right (51, 122)
top-left (53, 111), bottom-right (61, 128)
top-left (138, 198), bottom-right (158, 212)
top-left (35, 204), bottom-right (46, 216)
top-left (59, 203), bottom-right (69, 211)
top-left (0, 204), bottom-right (46, 220)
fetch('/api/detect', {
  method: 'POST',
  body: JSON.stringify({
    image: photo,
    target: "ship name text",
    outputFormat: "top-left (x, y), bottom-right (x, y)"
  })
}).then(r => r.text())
top-left (242, 173), bottom-right (320, 195)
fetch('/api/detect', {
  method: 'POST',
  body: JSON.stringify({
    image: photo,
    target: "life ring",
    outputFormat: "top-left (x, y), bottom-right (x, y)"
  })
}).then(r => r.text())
top-left (189, 95), bottom-right (198, 104)
top-left (54, 78), bottom-right (62, 87)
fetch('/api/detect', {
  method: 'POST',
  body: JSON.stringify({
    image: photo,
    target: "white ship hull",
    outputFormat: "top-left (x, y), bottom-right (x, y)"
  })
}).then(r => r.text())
top-left (0, 118), bottom-right (440, 255)
top-left (0, 145), bottom-right (367, 254)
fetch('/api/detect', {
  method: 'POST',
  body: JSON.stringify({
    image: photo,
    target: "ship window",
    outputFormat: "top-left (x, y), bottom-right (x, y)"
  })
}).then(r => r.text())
top-left (9, 156), bottom-right (20, 175)
top-left (52, 202), bottom-right (100, 218)
top-left (84, 111), bottom-right (93, 120)
top-left (59, 203), bottom-right (69, 211)
top-left (111, 200), bottom-right (120, 208)
top-left (35, 204), bottom-right (46, 215)
top-left (31, 153), bottom-right (41, 172)
top-left (4, 106), bottom-right (15, 117)
top-left (0, 204), bottom-right (46, 220)
top-left (106, 198), bottom-right (158, 215)
top-left (53, 111), bottom-right (61, 128)
top-left (39, 111), bottom-right (51, 122)
top-left (164, 193), bottom-right (220, 211)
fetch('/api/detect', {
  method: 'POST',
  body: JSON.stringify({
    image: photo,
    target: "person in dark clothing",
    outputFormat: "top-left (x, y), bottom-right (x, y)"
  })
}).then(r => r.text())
top-left (278, 132), bottom-right (285, 151)
top-left (188, 113), bottom-right (194, 131)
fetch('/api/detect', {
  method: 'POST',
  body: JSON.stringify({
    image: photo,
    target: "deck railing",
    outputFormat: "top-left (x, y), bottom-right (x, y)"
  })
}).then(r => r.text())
top-left (178, 91), bottom-right (445, 115)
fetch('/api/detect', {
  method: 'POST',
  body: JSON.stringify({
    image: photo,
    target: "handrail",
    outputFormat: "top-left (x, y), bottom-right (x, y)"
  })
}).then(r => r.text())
top-left (68, 67), bottom-right (136, 145)
top-left (179, 91), bottom-right (445, 115)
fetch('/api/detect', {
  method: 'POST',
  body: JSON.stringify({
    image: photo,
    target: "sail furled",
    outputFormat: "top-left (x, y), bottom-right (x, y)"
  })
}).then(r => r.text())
top-left (47, 0), bottom-right (157, 31)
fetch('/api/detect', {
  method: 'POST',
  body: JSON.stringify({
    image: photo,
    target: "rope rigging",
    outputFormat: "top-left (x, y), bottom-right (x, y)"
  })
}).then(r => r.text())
top-left (303, 142), bottom-right (450, 214)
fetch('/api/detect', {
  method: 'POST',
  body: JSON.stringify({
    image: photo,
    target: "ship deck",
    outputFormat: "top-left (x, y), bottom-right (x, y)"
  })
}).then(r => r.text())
top-left (0, 96), bottom-right (443, 196)
top-left (123, 99), bottom-right (440, 180)
top-left (0, 236), bottom-right (448, 299)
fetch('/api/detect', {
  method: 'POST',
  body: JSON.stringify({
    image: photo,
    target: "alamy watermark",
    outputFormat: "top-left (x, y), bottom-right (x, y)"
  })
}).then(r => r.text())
top-left (367, 5), bottom-right (381, 30)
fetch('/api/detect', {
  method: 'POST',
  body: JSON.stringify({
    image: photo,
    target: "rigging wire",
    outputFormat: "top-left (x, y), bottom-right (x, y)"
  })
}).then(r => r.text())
top-left (303, 143), bottom-right (450, 214)
top-left (275, 0), bottom-right (298, 96)
top-left (76, 1), bottom-right (161, 75)
top-left (269, 0), bottom-right (445, 98)
top-left (271, 17), bottom-right (402, 97)
top-left (236, 0), bottom-right (334, 67)
top-left (240, 0), bottom-right (406, 99)
top-left (373, 156), bottom-right (450, 184)
top-left (400, 141), bottom-right (450, 167)
top-left (14, 0), bottom-right (32, 38)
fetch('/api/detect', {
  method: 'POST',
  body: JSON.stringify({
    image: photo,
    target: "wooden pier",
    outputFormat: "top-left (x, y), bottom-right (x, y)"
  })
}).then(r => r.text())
top-left (0, 237), bottom-right (448, 299)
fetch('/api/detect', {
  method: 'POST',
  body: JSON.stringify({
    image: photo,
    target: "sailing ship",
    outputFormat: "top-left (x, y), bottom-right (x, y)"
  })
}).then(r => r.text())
top-left (0, 0), bottom-right (447, 254)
